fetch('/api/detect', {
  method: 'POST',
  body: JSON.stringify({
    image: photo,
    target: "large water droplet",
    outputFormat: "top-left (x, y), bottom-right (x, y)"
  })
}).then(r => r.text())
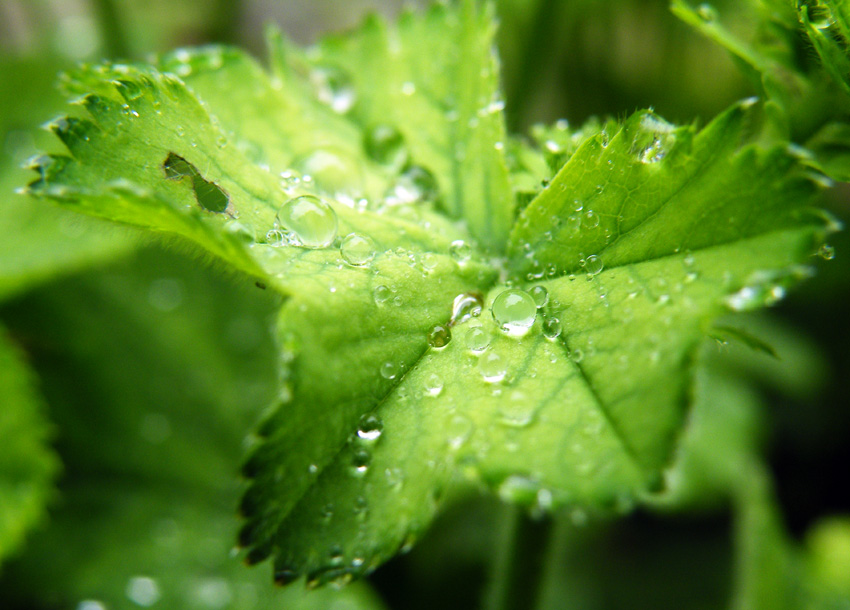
top-left (357, 413), bottom-right (383, 442)
top-left (451, 293), bottom-right (483, 325)
top-left (340, 233), bottom-right (376, 266)
top-left (276, 195), bottom-right (338, 248)
top-left (479, 351), bottom-right (507, 382)
top-left (492, 289), bottom-right (537, 336)
top-left (364, 124), bottom-right (407, 167)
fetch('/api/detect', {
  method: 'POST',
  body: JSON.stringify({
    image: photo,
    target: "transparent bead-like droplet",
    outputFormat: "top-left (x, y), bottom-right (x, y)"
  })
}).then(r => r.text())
top-left (427, 324), bottom-right (451, 348)
top-left (276, 195), bottom-right (338, 248)
top-left (424, 373), bottom-right (443, 397)
top-left (584, 254), bottom-right (603, 276)
top-left (479, 351), bottom-right (507, 382)
top-left (529, 285), bottom-right (549, 308)
top-left (465, 325), bottom-right (490, 352)
top-left (492, 289), bottom-right (537, 336)
top-left (450, 293), bottom-right (483, 325)
top-left (543, 317), bottom-right (562, 340)
top-left (364, 124), bottom-right (407, 167)
top-left (357, 414), bottom-right (383, 442)
top-left (340, 233), bottom-right (375, 266)
top-left (380, 361), bottom-right (400, 380)
top-left (313, 65), bottom-right (356, 114)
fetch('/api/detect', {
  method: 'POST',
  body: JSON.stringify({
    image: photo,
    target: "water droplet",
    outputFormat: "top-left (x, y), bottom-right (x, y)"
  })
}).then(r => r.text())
top-left (126, 576), bottom-right (161, 607)
top-left (819, 243), bottom-right (836, 260)
top-left (77, 602), bottom-right (107, 610)
top-left (424, 373), bottom-right (443, 397)
top-left (364, 124), bottom-right (407, 167)
top-left (451, 293), bottom-right (483, 325)
top-left (420, 252), bottom-right (440, 272)
top-left (351, 449), bottom-right (371, 476)
top-left (583, 210), bottom-right (600, 228)
top-left (529, 285), bottom-right (549, 308)
top-left (427, 324), bottom-right (452, 348)
top-left (380, 361), bottom-right (401, 380)
top-left (276, 195), bottom-right (338, 248)
top-left (569, 347), bottom-right (584, 363)
top-left (384, 165), bottom-right (439, 205)
top-left (479, 351), bottom-right (507, 382)
top-left (543, 317), bottom-right (562, 340)
top-left (584, 254), bottom-right (603, 276)
top-left (697, 3), bottom-right (718, 22)
top-left (499, 390), bottom-right (535, 427)
top-left (373, 285), bottom-right (392, 305)
top-left (449, 240), bottom-right (472, 263)
top-left (340, 233), bottom-right (375, 266)
top-left (357, 413), bottom-right (383, 442)
top-left (491, 289), bottom-right (537, 336)
top-left (498, 475), bottom-right (539, 503)
top-left (312, 65), bottom-right (356, 113)
top-left (447, 415), bottom-right (473, 450)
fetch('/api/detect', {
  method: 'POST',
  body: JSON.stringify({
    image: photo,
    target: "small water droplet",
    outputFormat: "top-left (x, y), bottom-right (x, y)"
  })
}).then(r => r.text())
top-left (351, 449), bottom-right (372, 476)
top-left (424, 373), bottom-right (443, 397)
top-left (464, 324), bottom-right (490, 352)
top-left (479, 351), bottom-right (507, 382)
top-left (569, 347), bottom-right (584, 363)
top-left (380, 361), bottom-right (400, 380)
top-left (491, 289), bottom-right (537, 336)
top-left (364, 124), bottom-right (407, 167)
top-left (499, 390), bottom-right (535, 427)
top-left (276, 195), bottom-right (338, 248)
top-left (543, 317), bottom-right (562, 340)
top-left (529, 285), bottom-right (549, 308)
top-left (340, 233), bottom-right (375, 266)
top-left (384, 165), bottom-right (438, 205)
top-left (583, 210), bottom-right (600, 228)
top-left (374, 285), bottom-right (392, 305)
top-left (819, 243), bottom-right (836, 260)
top-left (449, 240), bottom-right (472, 263)
top-left (312, 65), bottom-right (356, 113)
top-left (447, 415), bottom-right (473, 450)
top-left (697, 3), bottom-right (718, 22)
top-left (584, 254), bottom-right (603, 276)
top-left (427, 324), bottom-right (451, 348)
top-left (357, 413), bottom-right (383, 442)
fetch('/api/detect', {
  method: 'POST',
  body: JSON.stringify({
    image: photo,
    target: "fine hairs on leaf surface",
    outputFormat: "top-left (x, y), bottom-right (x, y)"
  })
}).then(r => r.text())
top-left (12, 0), bottom-right (842, 601)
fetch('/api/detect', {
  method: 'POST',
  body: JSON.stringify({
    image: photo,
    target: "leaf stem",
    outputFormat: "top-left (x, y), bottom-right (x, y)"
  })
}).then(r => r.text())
top-left (484, 503), bottom-right (554, 610)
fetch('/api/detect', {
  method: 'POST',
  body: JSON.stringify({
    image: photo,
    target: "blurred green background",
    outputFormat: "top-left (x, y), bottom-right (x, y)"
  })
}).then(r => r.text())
top-left (0, 1), bottom-right (848, 609)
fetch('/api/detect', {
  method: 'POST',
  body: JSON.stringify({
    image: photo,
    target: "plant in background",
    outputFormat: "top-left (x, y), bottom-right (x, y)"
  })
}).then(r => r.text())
top-left (1, 0), bottom-right (849, 609)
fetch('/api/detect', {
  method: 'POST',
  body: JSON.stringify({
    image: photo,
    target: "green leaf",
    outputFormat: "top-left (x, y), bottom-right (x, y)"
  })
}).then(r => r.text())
top-left (0, 245), bottom-right (383, 610)
top-left (508, 102), bottom-right (822, 278)
top-left (21, 1), bottom-right (832, 591)
top-left (308, 0), bottom-right (514, 251)
top-left (0, 322), bottom-right (58, 566)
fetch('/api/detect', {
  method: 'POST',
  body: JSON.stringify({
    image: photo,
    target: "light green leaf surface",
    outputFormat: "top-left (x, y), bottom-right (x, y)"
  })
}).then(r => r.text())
top-left (309, 0), bottom-right (514, 251)
top-left (0, 323), bottom-right (58, 566)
